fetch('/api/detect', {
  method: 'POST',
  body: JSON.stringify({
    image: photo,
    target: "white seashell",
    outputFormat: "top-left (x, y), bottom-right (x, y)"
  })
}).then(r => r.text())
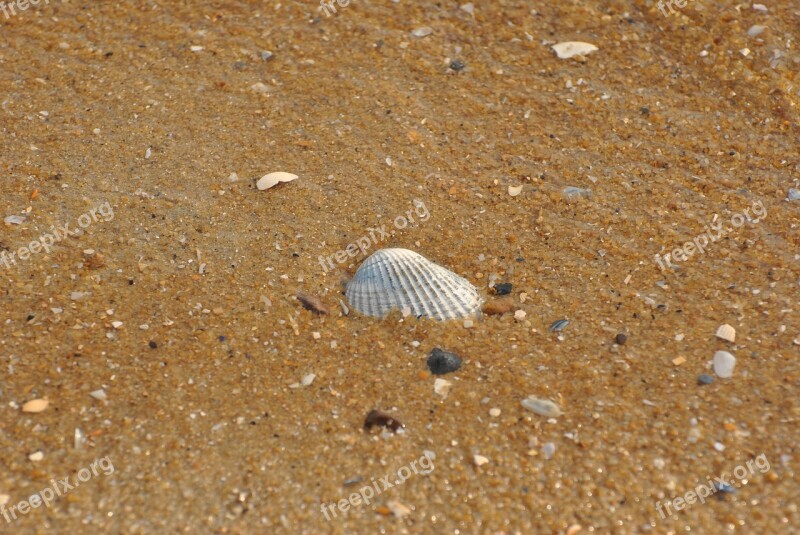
top-left (715, 324), bottom-right (736, 342)
top-left (552, 41), bottom-right (598, 59)
top-left (508, 185), bottom-right (523, 197)
top-left (257, 172), bottom-right (298, 190)
top-left (345, 248), bottom-right (481, 321)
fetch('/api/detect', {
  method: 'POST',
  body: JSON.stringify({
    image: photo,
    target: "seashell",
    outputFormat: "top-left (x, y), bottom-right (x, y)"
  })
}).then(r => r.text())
top-left (345, 248), bottom-right (481, 321)
top-left (715, 324), bottom-right (736, 342)
top-left (257, 171), bottom-right (298, 190)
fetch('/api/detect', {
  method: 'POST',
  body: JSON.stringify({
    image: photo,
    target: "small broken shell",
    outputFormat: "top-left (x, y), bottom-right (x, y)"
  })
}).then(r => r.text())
top-left (715, 324), bottom-right (736, 342)
top-left (257, 171), bottom-right (298, 190)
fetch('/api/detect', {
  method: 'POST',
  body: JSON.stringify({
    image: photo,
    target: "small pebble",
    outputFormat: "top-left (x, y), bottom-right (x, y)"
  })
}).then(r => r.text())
top-left (427, 348), bottom-right (462, 375)
top-left (494, 282), bottom-right (512, 295)
top-left (28, 451), bottom-right (44, 462)
top-left (549, 319), bottom-right (569, 332)
top-left (615, 333), bottom-right (628, 345)
top-left (713, 350), bottom-right (736, 378)
top-left (482, 299), bottom-right (514, 315)
top-left (4, 215), bottom-right (25, 225)
top-left (22, 399), bottom-right (49, 413)
top-left (787, 188), bottom-right (800, 201)
top-left (296, 292), bottom-right (329, 315)
top-left (489, 408), bottom-right (501, 417)
top-left (301, 373), bottom-right (316, 386)
top-left (698, 374), bottom-right (715, 385)
top-left (364, 410), bottom-right (404, 432)
top-left (149, 341), bottom-right (158, 349)
top-left (434, 378), bottom-right (452, 398)
top-left (89, 389), bottom-right (107, 401)
top-left (463, 319), bottom-right (474, 328)
top-left (714, 481), bottom-right (737, 494)
top-left (521, 397), bottom-right (562, 417)
top-left (542, 442), bottom-right (556, 459)
top-left (473, 454), bottom-right (489, 467)
top-left (449, 59), bottom-right (465, 71)
top-left (514, 310), bottom-right (526, 321)
top-left (386, 500), bottom-right (411, 518)
top-left (261, 50), bottom-right (274, 61)
top-left (411, 27), bottom-right (433, 38)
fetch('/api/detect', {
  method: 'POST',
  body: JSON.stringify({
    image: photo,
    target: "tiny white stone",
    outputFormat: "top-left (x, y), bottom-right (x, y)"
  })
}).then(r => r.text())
top-left (29, 451), bottom-right (44, 462)
top-left (111, 321), bottom-right (123, 329)
top-left (434, 378), bottom-right (452, 398)
top-left (740, 48), bottom-right (751, 57)
top-left (93, 128), bottom-right (101, 135)
top-left (22, 399), bottom-right (49, 413)
top-left (542, 442), bottom-right (556, 459)
top-left (4, 215), bottom-right (25, 225)
top-left (145, 147), bottom-right (152, 159)
top-left (463, 319), bottom-right (474, 328)
top-left (508, 185), bottom-right (523, 197)
top-left (257, 172), bottom-right (298, 190)
top-left (460, 3), bottom-right (474, 14)
top-left (190, 45), bottom-right (204, 52)
top-left (473, 454), bottom-right (489, 466)
top-left (312, 332), bottom-right (321, 339)
top-left (522, 397), bottom-right (562, 417)
top-left (747, 25), bottom-right (766, 38)
top-left (250, 82), bottom-right (273, 93)
top-left (714, 441), bottom-right (726, 452)
top-left (411, 27), bottom-right (433, 38)
top-left (675, 333), bottom-right (685, 341)
top-left (712, 350), bottom-right (736, 378)
top-left (552, 41), bottom-right (598, 59)
top-left (89, 389), bottom-right (107, 401)
top-left (74, 428), bottom-right (86, 449)
top-left (514, 309), bottom-right (526, 321)
top-left (752, 3), bottom-right (767, 11)
top-left (301, 373), bottom-right (316, 386)
top-left (489, 408), bottom-right (501, 417)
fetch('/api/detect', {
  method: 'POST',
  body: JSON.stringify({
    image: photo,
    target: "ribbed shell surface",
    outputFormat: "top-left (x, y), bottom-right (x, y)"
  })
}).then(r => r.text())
top-left (345, 249), bottom-right (481, 321)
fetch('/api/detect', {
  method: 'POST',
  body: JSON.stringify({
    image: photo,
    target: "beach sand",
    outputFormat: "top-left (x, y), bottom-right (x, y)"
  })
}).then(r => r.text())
top-left (0, 0), bottom-right (798, 533)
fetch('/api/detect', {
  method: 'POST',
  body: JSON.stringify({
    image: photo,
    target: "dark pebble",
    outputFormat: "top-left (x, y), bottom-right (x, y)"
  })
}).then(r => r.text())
top-left (615, 333), bottom-right (628, 345)
top-left (449, 59), bottom-right (465, 71)
top-left (296, 292), bottom-right (330, 315)
top-left (494, 282), bottom-right (513, 296)
top-left (219, 335), bottom-right (226, 342)
top-left (698, 374), bottom-right (714, 385)
top-left (427, 348), bottom-right (462, 375)
top-left (364, 410), bottom-right (404, 432)
top-left (714, 482), bottom-right (736, 494)
top-left (549, 319), bottom-right (569, 332)
top-left (148, 341), bottom-right (158, 349)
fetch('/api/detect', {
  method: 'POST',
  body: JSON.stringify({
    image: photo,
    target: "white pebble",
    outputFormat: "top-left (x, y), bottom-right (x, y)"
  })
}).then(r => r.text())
top-left (411, 27), bottom-right (433, 38)
top-left (473, 454), bottom-right (489, 466)
top-left (712, 351), bottom-right (736, 378)
top-left (489, 408), bottom-right (501, 417)
top-left (542, 442), bottom-right (556, 459)
top-left (28, 451), bottom-right (44, 462)
top-left (522, 397), bottom-right (562, 417)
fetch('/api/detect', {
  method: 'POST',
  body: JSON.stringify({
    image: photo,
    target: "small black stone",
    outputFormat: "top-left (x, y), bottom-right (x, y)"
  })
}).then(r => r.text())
top-left (449, 59), bottom-right (465, 72)
top-left (494, 283), bottom-right (513, 295)
top-left (219, 335), bottom-right (226, 342)
top-left (615, 333), bottom-right (628, 345)
top-left (427, 348), bottom-right (462, 375)
top-left (698, 374), bottom-right (714, 385)
top-left (148, 341), bottom-right (158, 349)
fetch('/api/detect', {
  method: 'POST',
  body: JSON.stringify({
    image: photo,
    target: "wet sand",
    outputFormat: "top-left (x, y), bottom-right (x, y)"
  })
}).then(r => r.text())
top-left (1, 0), bottom-right (798, 533)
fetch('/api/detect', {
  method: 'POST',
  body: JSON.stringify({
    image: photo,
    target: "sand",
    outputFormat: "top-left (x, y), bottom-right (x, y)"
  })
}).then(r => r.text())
top-left (1, 0), bottom-right (798, 533)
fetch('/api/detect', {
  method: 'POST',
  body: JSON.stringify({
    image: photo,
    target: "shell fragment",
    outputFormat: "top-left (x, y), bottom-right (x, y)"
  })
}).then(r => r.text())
top-left (257, 172), bottom-right (299, 190)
